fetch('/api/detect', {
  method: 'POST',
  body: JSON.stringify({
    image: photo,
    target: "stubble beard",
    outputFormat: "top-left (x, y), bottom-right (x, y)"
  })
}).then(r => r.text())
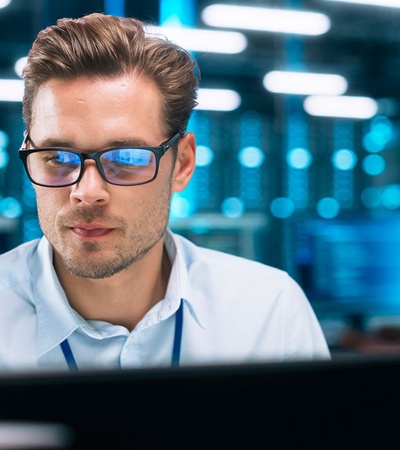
top-left (60, 226), bottom-right (167, 279)
top-left (40, 181), bottom-right (173, 280)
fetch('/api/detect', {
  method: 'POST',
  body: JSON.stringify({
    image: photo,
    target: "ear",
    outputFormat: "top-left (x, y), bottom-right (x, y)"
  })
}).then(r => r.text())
top-left (172, 132), bottom-right (196, 193)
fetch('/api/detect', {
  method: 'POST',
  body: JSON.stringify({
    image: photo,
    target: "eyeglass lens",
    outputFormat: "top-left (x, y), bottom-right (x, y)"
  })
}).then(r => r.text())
top-left (27, 149), bottom-right (157, 186)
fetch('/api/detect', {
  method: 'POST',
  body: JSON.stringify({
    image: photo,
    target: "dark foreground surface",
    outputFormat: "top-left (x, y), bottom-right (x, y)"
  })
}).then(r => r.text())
top-left (0, 354), bottom-right (398, 448)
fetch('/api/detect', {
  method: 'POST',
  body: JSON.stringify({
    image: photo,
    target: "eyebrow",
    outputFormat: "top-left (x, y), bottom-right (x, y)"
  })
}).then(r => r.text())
top-left (30, 136), bottom-right (154, 150)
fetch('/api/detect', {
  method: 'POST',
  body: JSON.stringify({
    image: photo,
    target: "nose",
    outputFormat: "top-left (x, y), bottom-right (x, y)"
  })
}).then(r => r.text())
top-left (70, 161), bottom-right (111, 206)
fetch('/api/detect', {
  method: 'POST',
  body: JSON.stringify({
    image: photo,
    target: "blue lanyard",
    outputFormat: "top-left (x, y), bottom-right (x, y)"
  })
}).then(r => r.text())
top-left (60, 299), bottom-right (184, 371)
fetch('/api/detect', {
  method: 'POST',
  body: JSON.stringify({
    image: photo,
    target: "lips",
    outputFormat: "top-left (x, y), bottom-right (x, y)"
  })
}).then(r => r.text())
top-left (69, 223), bottom-right (114, 238)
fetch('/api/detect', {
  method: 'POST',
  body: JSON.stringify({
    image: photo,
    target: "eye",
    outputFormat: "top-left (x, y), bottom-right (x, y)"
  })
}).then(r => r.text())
top-left (102, 149), bottom-right (153, 167)
top-left (43, 151), bottom-right (80, 166)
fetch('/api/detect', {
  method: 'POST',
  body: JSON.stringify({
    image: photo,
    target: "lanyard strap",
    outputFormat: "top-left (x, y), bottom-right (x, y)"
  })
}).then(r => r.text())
top-left (60, 338), bottom-right (78, 371)
top-left (60, 299), bottom-right (184, 371)
top-left (171, 299), bottom-right (183, 367)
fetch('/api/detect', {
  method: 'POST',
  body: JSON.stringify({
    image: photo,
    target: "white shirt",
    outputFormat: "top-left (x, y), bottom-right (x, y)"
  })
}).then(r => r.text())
top-left (0, 229), bottom-right (330, 372)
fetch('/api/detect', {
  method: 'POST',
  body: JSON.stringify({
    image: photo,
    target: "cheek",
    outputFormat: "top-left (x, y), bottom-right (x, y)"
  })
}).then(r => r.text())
top-left (34, 188), bottom-right (66, 221)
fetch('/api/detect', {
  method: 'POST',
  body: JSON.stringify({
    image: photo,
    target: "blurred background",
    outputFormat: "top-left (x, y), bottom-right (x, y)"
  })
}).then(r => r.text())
top-left (1, 0), bottom-right (400, 355)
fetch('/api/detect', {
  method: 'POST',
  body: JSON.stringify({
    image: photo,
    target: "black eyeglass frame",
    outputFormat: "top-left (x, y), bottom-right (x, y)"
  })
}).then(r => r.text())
top-left (18, 132), bottom-right (181, 188)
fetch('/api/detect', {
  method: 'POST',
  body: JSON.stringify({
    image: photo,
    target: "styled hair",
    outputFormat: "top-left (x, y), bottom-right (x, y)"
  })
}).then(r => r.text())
top-left (22, 12), bottom-right (199, 136)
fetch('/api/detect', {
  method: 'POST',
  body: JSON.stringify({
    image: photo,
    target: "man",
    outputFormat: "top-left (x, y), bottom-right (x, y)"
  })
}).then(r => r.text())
top-left (0, 12), bottom-right (330, 372)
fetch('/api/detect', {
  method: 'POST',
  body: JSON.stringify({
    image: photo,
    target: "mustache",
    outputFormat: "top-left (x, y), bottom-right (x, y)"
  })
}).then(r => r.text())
top-left (59, 207), bottom-right (126, 228)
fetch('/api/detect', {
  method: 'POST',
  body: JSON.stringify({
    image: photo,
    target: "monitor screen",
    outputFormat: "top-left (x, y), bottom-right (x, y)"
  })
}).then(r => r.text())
top-left (295, 213), bottom-right (400, 318)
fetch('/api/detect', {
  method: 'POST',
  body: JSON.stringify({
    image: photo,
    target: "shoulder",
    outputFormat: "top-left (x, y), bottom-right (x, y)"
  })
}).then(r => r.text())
top-left (0, 238), bottom-right (41, 265)
top-left (171, 231), bottom-right (293, 291)
top-left (0, 238), bottom-right (42, 290)
top-left (169, 231), bottom-right (330, 360)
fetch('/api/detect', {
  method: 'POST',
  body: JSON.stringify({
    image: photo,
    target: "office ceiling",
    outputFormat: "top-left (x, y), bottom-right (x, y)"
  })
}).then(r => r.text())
top-left (0, 0), bottom-right (400, 116)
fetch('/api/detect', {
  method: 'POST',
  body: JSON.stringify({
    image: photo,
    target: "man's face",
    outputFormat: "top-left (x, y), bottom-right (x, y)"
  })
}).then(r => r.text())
top-left (28, 74), bottom-right (191, 279)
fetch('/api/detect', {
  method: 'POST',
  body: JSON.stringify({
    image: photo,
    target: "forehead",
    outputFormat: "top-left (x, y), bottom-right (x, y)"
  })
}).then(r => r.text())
top-left (30, 75), bottom-right (166, 147)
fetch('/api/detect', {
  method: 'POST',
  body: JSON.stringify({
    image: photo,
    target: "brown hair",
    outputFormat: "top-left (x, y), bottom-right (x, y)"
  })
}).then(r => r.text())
top-left (22, 12), bottom-right (199, 136)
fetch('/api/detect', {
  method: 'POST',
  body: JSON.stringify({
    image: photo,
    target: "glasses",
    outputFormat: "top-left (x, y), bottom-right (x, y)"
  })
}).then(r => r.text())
top-left (18, 133), bottom-right (181, 188)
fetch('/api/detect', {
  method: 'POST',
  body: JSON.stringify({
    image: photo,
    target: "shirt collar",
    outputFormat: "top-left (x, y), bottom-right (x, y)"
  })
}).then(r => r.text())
top-left (31, 237), bottom-right (82, 357)
top-left (32, 230), bottom-right (203, 357)
top-left (152, 229), bottom-right (203, 328)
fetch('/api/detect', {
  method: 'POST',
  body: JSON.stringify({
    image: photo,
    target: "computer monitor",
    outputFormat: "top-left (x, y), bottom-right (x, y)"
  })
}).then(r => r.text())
top-left (295, 213), bottom-right (400, 319)
top-left (0, 355), bottom-right (399, 448)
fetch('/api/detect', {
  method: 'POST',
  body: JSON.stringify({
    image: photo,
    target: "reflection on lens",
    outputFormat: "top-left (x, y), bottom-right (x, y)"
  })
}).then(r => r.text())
top-left (28, 151), bottom-right (81, 186)
top-left (101, 149), bottom-right (156, 184)
top-left (102, 149), bottom-right (152, 167)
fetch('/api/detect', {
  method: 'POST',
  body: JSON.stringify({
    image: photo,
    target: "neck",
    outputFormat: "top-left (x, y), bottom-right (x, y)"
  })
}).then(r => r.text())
top-left (54, 239), bottom-right (171, 331)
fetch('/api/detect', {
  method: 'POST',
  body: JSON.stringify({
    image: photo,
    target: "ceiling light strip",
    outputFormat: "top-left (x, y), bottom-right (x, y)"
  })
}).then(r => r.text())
top-left (201, 4), bottom-right (331, 36)
top-left (322, 0), bottom-right (400, 9)
top-left (263, 71), bottom-right (348, 96)
top-left (303, 95), bottom-right (378, 119)
top-left (147, 25), bottom-right (247, 54)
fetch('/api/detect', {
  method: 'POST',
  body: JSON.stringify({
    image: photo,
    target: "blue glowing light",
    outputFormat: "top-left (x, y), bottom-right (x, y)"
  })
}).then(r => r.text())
top-left (221, 197), bottom-right (245, 218)
top-left (270, 197), bottom-right (294, 219)
top-left (363, 115), bottom-right (393, 153)
top-left (0, 197), bottom-right (22, 219)
top-left (361, 187), bottom-right (382, 209)
top-left (362, 154), bottom-right (386, 176)
top-left (371, 115), bottom-right (393, 137)
top-left (104, 0), bottom-right (125, 16)
top-left (188, 217), bottom-right (210, 234)
top-left (196, 145), bottom-right (214, 167)
top-left (317, 197), bottom-right (340, 219)
top-left (238, 146), bottom-right (265, 168)
top-left (286, 147), bottom-right (312, 169)
top-left (0, 130), bottom-right (9, 148)
top-left (160, 0), bottom-right (195, 26)
top-left (382, 184), bottom-right (400, 210)
top-left (332, 148), bottom-right (357, 171)
top-left (170, 195), bottom-right (192, 219)
top-left (0, 147), bottom-right (9, 169)
top-left (363, 132), bottom-right (386, 153)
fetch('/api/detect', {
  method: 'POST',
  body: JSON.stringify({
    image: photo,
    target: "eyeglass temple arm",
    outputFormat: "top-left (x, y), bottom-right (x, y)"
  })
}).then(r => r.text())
top-left (162, 132), bottom-right (181, 154)
top-left (20, 133), bottom-right (30, 150)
